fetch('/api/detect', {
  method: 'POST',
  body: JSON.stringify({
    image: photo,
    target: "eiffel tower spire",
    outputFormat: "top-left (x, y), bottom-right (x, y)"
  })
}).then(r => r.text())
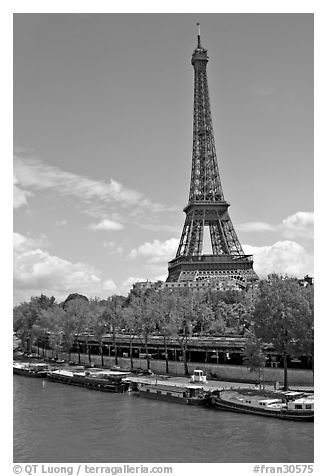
top-left (166, 25), bottom-right (258, 288)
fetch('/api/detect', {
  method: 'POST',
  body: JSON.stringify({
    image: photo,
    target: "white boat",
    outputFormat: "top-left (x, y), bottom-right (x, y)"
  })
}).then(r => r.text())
top-left (211, 388), bottom-right (314, 421)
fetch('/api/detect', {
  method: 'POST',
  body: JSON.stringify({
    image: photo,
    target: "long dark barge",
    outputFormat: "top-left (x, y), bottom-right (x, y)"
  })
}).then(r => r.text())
top-left (135, 381), bottom-right (211, 405)
top-left (211, 389), bottom-right (314, 422)
top-left (13, 362), bottom-right (49, 378)
top-left (46, 368), bottom-right (131, 393)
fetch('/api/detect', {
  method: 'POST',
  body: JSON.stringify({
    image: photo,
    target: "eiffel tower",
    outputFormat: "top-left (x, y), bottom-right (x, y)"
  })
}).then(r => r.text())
top-left (166, 24), bottom-right (258, 289)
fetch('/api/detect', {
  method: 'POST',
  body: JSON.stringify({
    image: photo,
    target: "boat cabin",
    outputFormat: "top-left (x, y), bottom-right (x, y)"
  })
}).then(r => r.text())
top-left (51, 369), bottom-right (74, 377)
top-left (139, 382), bottom-right (205, 398)
top-left (190, 369), bottom-right (207, 383)
top-left (13, 362), bottom-right (25, 369)
top-left (284, 392), bottom-right (306, 402)
top-left (257, 399), bottom-right (284, 409)
top-left (288, 398), bottom-right (314, 411)
top-left (223, 392), bottom-right (285, 409)
top-left (29, 363), bottom-right (48, 370)
top-left (86, 370), bottom-right (130, 380)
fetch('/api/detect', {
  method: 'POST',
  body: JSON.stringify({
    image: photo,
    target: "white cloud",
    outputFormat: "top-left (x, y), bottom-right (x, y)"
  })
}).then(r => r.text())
top-left (238, 211), bottom-right (313, 240)
top-left (103, 241), bottom-right (123, 255)
top-left (14, 232), bottom-right (49, 250)
top-left (13, 155), bottom-right (168, 217)
top-left (14, 232), bottom-right (117, 304)
top-left (243, 240), bottom-right (313, 278)
top-left (129, 238), bottom-right (179, 264)
top-left (13, 173), bottom-right (33, 208)
top-left (122, 276), bottom-right (147, 288)
top-left (238, 222), bottom-right (275, 232)
top-left (14, 232), bottom-right (28, 249)
top-left (117, 276), bottom-right (148, 296)
top-left (154, 274), bottom-right (168, 282)
top-left (89, 219), bottom-right (123, 231)
top-left (103, 280), bottom-right (118, 292)
top-left (281, 212), bottom-right (313, 239)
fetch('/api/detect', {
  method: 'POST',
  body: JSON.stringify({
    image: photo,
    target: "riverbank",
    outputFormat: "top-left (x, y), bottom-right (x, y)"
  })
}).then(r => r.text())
top-left (17, 349), bottom-right (314, 387)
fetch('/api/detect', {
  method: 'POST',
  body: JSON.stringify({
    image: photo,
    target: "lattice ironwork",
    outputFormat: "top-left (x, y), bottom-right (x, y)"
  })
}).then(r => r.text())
top-left (166, 25), bottom-right (258, 288)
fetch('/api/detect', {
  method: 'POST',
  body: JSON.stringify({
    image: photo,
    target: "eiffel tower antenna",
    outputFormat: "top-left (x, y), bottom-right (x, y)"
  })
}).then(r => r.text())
top-left (196, 22), bottom-right (201, 48)
top-left (166, 27), bottom-right (258, 289)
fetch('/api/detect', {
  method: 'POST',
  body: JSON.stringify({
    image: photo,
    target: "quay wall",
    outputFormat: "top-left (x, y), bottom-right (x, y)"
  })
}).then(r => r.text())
top-left (45, 350), bottom-right (313, 386)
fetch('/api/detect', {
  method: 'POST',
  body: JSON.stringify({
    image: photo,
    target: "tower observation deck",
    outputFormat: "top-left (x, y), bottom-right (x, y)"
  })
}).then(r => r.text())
top-left (166, 24), bottom-right (258, 289)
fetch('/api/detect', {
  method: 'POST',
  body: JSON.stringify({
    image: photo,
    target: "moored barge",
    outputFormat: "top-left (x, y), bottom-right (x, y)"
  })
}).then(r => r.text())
top-left (135, 381), bottom-right (211, 405)
top-left (13, 362), bottom-right (48, 378)
top-left (47, 368), bottom-right (131, 392)
top-left (211, 388), bottom-right (314, 421)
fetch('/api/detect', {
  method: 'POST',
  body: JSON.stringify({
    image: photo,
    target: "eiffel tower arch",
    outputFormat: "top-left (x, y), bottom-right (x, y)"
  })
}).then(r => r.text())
top-left (166, 24), bottom-right (258, 289)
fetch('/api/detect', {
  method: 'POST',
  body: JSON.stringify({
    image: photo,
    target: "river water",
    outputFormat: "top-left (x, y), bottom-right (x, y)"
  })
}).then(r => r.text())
top-left (13, 376), bottom-right (313, 463)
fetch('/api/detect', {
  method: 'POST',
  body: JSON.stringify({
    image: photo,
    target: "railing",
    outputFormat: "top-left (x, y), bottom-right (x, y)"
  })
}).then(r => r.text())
top-left (168, 254), bottom-right (254, 266)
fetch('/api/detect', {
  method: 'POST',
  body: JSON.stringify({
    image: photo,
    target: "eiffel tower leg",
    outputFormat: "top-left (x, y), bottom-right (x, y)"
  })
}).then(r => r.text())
top-left (209, 222), bottom-right (228, 255)
top-left (188, 219), bottom-right (204, 255)
top-left (221, 218), bottom-right (244, 255)
top-left (176, 223), bottom-right (190, 257)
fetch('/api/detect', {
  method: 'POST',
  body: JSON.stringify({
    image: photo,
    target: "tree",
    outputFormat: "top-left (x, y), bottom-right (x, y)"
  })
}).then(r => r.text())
top-left (37, 304), bottom-right (65, 358)
top-left (156, 289), bottom-right (179, 373)
top-left (173, 290), bottom-right (197, 376)
top-left (13, 294), bottom-right (56, 354)
top-left (243, 331), bottom-right (266, 388)
top-left (128, 290), bottom-right (158, 370)
top-left (193, 298), bottom-right (215, 336)
top-left (59, 308), bottom-right (79, 362)
top-left (121, 306), bottom-right (137, 369)
top-left (63, 293), bottom-right (88, 308)
top-left (102, 295), bottom-right (125, 366)
top-left (89, 299), bottom-right (108, 367)
top-left (292, 284), bottom-right (314, 374)
top-left (64, 298), bottom-right (91, 364)
top-left (252, 275), bottom-right (314, 390)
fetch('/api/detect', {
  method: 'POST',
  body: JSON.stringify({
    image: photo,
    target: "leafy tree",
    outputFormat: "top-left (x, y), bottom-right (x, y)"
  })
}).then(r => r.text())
top-left (39, 305), bottom-right (67, 359)
top-left (89, 298), bottom-right (108, 367)
top-left (252, 275), bottom-right (313, 390)
top-left (156, 289), bottom-right (179, 373)
top-left (193, 298), bottom-right (215, 336)
top-left (243, 331), bottom-right (266, 388)
top-left (102, 295), bottom-right (125, 366)
top-left (292, 284), bottom-right (314, 374)
top-left (128, 290), bottom-right (158, 370)
top-left (13, 294), bottom-right (56, 353)
top-left (173, 290), bottom-right (197, 376)
top-left (121, 306), bottom-right (138, 369)
top-left (64, 298), bottom-right (91, 364)
top-left (13, 302), bottom-right (37, 353)
top-left (59, 308), bottom-right (79, 361)
top-left (63, 293), bottom-right (88, 308)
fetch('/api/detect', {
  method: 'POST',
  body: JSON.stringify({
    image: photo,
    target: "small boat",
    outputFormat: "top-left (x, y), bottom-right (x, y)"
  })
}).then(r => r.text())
top-left (13, 362), bottom-right (48, 378)
top-left (210, 388), bottom-right (314, 421)
top-left (47, 368), bottom-right (131, 393)
top-left (135, 381), bottom-right (211, 405)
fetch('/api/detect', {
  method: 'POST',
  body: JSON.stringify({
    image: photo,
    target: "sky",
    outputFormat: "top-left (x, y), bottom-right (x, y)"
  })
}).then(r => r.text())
top-left (13, 13), bottom-right (314, 304)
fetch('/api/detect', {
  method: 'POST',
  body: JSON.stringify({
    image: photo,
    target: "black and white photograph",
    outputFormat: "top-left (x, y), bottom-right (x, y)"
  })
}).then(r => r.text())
top-left (11, 6), bottom-right (316, 473)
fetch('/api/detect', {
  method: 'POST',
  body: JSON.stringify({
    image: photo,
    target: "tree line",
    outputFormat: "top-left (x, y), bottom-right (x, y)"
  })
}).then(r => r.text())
top-left (13, 275), bottom-right (313, 389)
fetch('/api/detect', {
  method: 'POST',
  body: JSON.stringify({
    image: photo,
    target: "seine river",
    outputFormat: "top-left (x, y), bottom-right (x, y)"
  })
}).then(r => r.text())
top-left (13, 376), bottom-right (313, 463)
